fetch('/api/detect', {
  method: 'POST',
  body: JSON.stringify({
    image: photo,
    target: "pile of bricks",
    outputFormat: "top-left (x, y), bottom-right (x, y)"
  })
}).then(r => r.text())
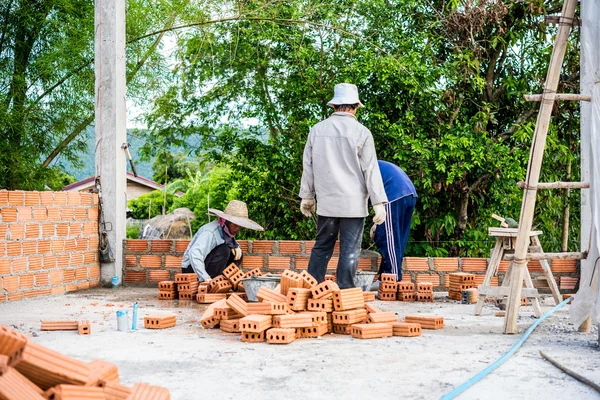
top-left (40, 320), bottom-right (91, 335)
top-left (0, 325), bottom-right (170, 399)
top-left (379, 274), bottom-right (435, 303)
top-left (194, 268), bottom-right (444, 344)
top-left (448, 273), bottom-right (476, 301)
top-left (157, 264), bottom-right (260, 302)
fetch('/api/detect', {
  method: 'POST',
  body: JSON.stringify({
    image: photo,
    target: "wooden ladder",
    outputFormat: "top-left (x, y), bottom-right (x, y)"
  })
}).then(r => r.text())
top-left (503, 0), bottom-right (588, 334)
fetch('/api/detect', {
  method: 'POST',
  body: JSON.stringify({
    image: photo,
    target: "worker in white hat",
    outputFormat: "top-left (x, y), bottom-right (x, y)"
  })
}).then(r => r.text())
top-left (299, 83), bottom-right (388, 288)
top-left (181, 200), bottom-right (263, 281)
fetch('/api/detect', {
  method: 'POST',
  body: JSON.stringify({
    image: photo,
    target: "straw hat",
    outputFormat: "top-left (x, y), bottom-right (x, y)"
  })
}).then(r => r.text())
top-left (327, 83), bottom-right (364, 107)
top-left (208, 200), bottom-right (264, 231)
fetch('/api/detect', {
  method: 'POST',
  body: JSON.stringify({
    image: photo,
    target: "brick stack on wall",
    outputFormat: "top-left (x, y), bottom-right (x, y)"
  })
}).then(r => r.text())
top-left (123, 240), bottom-right (580, 292)
top-left (0, 190), bottom-right (101, 302)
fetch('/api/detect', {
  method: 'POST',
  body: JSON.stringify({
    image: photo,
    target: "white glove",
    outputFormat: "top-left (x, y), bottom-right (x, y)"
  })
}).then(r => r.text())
top-left (300, 199), bottom-right (315, 217)
top-left (231, 247), bottom-right (242, 261)
top-left (369, 224), bottom-right (377, 240)
top-left (372, 203), bottom-right (386, 225)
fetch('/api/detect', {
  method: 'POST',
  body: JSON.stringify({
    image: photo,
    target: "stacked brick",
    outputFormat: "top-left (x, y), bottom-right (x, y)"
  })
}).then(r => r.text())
top-left (377, 274), bottom-right (398, 301)
top-left (448, 273), bottom-right (476, 301)
top-left (0, 190), bottom-right (101, 303)
top-left (0, 325), bottom-right (170, 399)
top-left (191, 269), bottom-right (443, 344)
top-left (378, 274), bottom-right (435, 303)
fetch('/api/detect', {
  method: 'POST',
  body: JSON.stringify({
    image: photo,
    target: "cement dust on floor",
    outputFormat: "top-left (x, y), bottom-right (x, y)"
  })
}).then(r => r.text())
top-left (1, 287), bottom-right (598, 400)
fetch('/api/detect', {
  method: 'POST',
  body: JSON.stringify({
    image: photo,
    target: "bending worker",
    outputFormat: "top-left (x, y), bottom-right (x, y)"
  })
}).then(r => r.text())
top-left (370, 160), bottom-right (417, 281)
top-left (299, 82), bottom-right (388, 289)
top-left (181, 200), bottom-right (263, 281)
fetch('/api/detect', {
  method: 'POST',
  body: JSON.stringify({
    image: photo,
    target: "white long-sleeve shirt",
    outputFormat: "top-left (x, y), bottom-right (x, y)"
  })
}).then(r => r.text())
top-left (299, 112), bottom-right (388, 217)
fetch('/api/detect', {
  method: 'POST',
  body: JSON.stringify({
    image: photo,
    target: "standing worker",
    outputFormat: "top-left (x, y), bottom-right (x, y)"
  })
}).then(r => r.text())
top-left (181, 200), bottom-right (263, 281)
top-left (370, 160), bottom-right (417, 281)
top-left (299, 83), bottom-right (388, 289)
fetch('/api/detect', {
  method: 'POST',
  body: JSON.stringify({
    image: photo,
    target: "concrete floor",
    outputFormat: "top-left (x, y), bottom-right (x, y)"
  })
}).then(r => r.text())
top-left (1, 287), bottom-right (599, 400)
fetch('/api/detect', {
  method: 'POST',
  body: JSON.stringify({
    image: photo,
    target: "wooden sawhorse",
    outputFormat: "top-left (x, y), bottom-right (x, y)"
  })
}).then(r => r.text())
top-left (474, 227), bottom-right (561, 316)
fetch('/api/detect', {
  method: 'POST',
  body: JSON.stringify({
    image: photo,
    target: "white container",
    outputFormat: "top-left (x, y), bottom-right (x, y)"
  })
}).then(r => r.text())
top-left (116, 310), bottom-right (129, 332)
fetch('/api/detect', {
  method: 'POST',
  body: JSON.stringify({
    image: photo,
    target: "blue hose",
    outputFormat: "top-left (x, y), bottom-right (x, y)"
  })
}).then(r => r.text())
top-left (441, 297), bottom-right (574, 400)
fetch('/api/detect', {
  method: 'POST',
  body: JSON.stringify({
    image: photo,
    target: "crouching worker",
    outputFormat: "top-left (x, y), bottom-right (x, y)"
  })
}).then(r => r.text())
top-left (181, 200), bottom-right (264, 281)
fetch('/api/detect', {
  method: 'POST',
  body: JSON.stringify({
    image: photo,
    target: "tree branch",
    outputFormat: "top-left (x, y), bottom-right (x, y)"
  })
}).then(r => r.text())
top-left (496, 105), bottom-right (538, 141)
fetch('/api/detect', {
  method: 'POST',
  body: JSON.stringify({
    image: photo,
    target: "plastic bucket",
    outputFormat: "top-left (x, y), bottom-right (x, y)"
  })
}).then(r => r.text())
top-left (116, 310), bottom-right (129, 332)
top-left (354, 271), bottom-right (376, 292)
top-left (241, 275), bottom-right (281, 302)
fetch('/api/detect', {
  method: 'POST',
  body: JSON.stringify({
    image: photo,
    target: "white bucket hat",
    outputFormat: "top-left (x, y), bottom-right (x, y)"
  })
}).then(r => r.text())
top-left (327, 83), bottom-right (364, 107)
top-left (208, 200), bottom-right (264, 231)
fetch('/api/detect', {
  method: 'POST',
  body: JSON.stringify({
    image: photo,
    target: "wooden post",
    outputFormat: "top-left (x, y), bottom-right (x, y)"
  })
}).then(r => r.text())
top-left (504, 0), bottom-right (578, 334)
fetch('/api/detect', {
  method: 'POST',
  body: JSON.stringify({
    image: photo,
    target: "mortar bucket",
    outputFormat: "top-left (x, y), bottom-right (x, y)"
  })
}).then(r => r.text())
top-left (354, 271), bottom-right (376, 292)
top-left (241, 275), bottom-right (281, 302)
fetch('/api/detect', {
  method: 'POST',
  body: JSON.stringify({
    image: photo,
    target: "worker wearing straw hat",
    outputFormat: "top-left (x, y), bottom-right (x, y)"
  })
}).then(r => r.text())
top-left (299, 83), bottom-right (388, 289)
top-left (181, 200), bottom-right (264, 281)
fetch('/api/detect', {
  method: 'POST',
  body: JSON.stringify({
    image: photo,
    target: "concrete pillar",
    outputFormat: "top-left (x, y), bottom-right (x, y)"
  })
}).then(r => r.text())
top-left (95, 0), bottom-right (127, 285)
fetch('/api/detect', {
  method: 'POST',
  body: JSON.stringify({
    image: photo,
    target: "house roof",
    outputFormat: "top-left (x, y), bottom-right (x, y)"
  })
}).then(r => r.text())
top-left (63, 172), bottom-right (165, 192)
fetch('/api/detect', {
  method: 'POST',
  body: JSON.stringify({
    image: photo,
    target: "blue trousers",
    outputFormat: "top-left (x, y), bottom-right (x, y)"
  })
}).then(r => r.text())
top-left (374, 195), bottom-right (416, 281)
top-left (307, 216), bottom-right (365, 289)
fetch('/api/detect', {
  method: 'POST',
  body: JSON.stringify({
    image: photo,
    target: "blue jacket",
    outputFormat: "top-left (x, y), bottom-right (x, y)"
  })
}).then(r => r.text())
top-left (378, 160), bottom-right (417, 202)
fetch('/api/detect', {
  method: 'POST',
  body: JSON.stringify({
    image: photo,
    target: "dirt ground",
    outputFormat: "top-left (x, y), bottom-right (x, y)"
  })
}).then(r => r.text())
top-left (1, 288), bottom-right (598, 400)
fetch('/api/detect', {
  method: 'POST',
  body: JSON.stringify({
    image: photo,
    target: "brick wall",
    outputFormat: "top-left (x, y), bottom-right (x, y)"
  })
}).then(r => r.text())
top-left (0, 190), bottom-right (101, 302)
top-left (122, 239), bottom-right (580, 291)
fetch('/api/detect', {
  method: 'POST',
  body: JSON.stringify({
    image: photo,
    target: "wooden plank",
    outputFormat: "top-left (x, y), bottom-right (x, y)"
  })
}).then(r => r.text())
top-left (488, 228), bottom-right (543, 237)
top-left (523, 93), bottom-right (590, 102)
top-left (532, 236), bottom-right (562, 306)
top-left (505, 0), bottom-right (578, 334)
top-left (475, 239), bottom-right (503, 316)
top-left (478, 286), bottom-right (539, 297)
top-left (503, 252), bottom-right (587, 261)
top-left (517, 181), bottom-right (590, 189)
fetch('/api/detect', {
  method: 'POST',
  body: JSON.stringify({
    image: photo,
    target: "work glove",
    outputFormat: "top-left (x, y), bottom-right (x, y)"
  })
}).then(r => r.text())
top-left (372, 203), bottom-right (386, 225)
top-left (231, 246), bottom-right (242, 261)
top-left (370, 224), bottom-right (377, 240)
top-left (300, 199), bottom-right (315, 217)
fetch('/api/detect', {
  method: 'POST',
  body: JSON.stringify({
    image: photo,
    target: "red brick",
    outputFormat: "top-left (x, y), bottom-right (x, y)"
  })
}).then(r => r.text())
top-left (242, 256), bottom-right (264, 269)
top-left (125, 270), bottom-right (147, 283)
top-left (1, 207), bottom-right (17, 222)
top-left (24, 191), bottom-right (40, 206)
top-left (47, 207), bottom-right (61, 221)
top-left (83, 251), bottom-right (97, 265)
top-left (77, 282), bottom-right (90, 290)
top-left (17, 207), bottom-right (32, 222)
top-left (37, 239), bottom-right (50, 254)
top-left (279, 241), bottom-right (301, 254)
top-left (237, 240), bottom-right (248, 253)
top-left (69, 223), bottom-right (82, 236)
top-left (20, 273), bottom-right (34, 289)
top-left (64, 238), bottom-right (77, 252)
top-left (433, 257), bottom-right (459, 272)
top-left (8, 292), bottom-right (23, 301)
top-left (89, 279), bottom-right (100, 288)
top-left (22, 240), bottom-right (37, 255)
top-left (61, 207), bottom-right (74, 220)
top-left (91, 194), bottom-right (99, 205)
top-left (126, 255), bottom-right (138, 268)
top-left (3, 276), bottom-right (19, 292)
top-left (0, 259), bottom-right (9, 275)
top-left (67, 192), bottom-right (81, 206)
top-left (82, 222), bottom-right (97, 235)
top-left (43, 255), bottom-right (57, 269)
top-left (63, 269), bottom-right (75, 283)
top-left (24, 224), bottom-right (39, 239)
top-left (528, 260), bottom-right (543, 273)
top-left (88, 266), bottom-right (100, 279)
top-left (28, 256), bottom-right (42, 271)
top-left (252, 241), bottom-right (275, 253)
top-left (74, 208), bottom-right (87, 220)
top-left (12, 257), bottom-right (27, 273)
top-left (53, 192), bottom-right (67, 205)
top-left (164, 255), bottom-right (182, 269)
top-left (415, 273), bottom-right (440, 287)
top-left (39, 191), bottom-right (54, 205)
top-left (88, 207), bottom-right (99, 221)
top-left (75, 238), bottom-right (87, 251)
top-left (551, 260), bottom-right (576, 273)
top-left (0, 225), bottom-right (6, 239)
top-left (7, 242), bottom-right (21, 256)
top-left (56, 223), bottom-right (69, 236)
top-left (405, 257), bottom-right (429, 271)
top-left (57, 253), bottom-right (70, 267)
top-left (49, 270), bottom-right (63, 285)
top-left (174, 240), bottom-right (190, 252)
top-left (52, 239), bottom-right (65, 252)
top-left (80, 193), bottom-right (93, 206)
top-left (65, 284), bottom-right (77, 292)
top-left (304, 241), bottom-right (316, 254)
top-left (71, 253), bottom-right (84, 267)
top-left (8, 191), bottom-right (25, 206)
top-left (0, 190), bottom-right (7, 205)
top-left (333, 242), bottom-right (341, 254)
top-left (9, 223), bottom-right (25, 239)
top-left (268, 256), bottom-right (291, 270)
top-left (35, 272), bottom-right (49, 286)
top-left (75, 267), bottom-right (87, 280)
top-left (327, 257), bottom-right (339, 270)
top-left (295, 257), bottom-right (310, 270)
top-left (462, 258), bottom-right (487, 272)
top-left (126, 240), bottom-right (148, 252)
top-left (473, 275), bottom-right (498, 286)
top-left (151, 240), bottom-right (172, 252)
top-left (140, 255), bottom-right (162, 268)
top-left (51, 286), bottom-right (65, 295)
top-left (89, 236), bottom-right (99, 250)
top-left (32, 207), bottom-right (47, 221)
top-left (149, 270), bottom-right (171, 282)
top-left (560, 276), bottom-right (578, 290)
top-left (358, 257), bottom-right (373, 271)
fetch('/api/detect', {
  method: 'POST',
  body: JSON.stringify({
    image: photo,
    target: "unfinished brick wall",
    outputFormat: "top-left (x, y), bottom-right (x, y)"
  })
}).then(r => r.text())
top-left (0, 190), bottom-right (101, 302)
top-left (123, 240), bottom-right (580, 291)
